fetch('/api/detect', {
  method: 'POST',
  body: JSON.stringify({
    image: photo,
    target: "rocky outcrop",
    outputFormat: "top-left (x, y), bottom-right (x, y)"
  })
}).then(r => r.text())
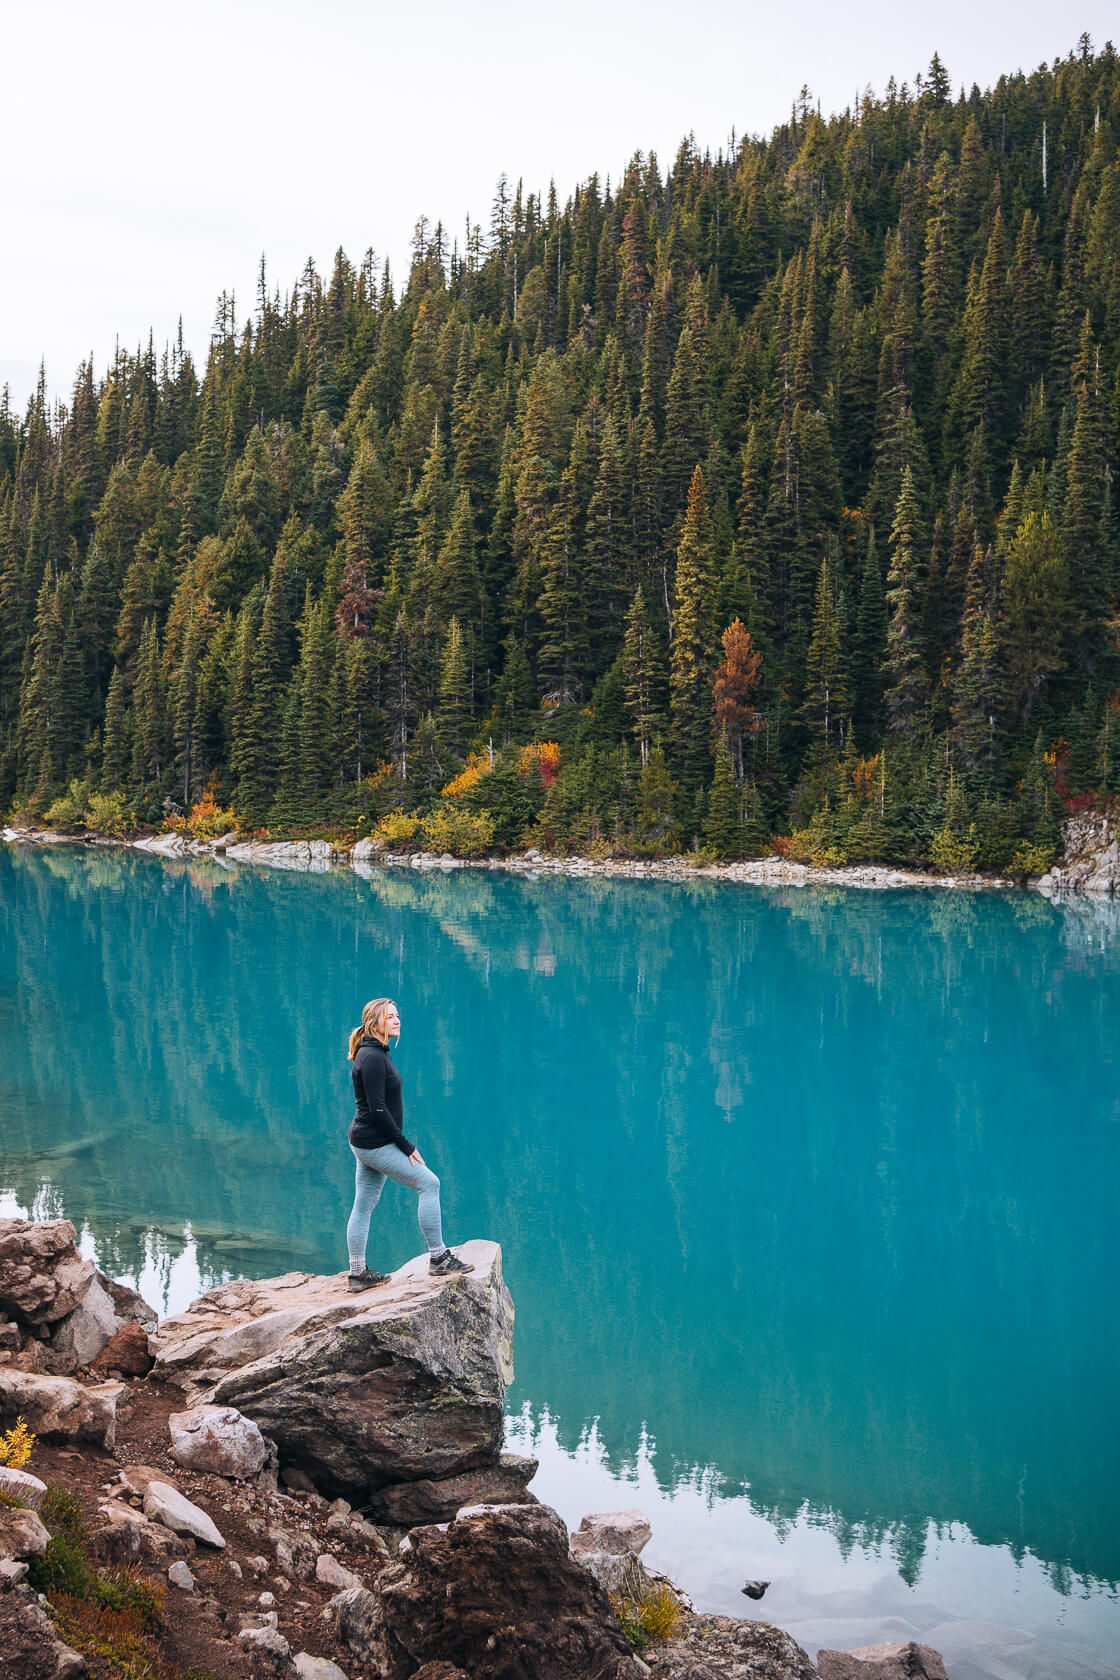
top-left (1036, 811), bottom-right (1119, 895)
top-left (365, 1452), bottom-right (538, 1525)
top-left (0, 1220), bottom-right (95, 1325)
top-left (650, 1613), bottom-right (818, 1679)
top-left (328, 1502), bottom-right (644, 1680)
top-left (0, 1222), bottom-right (157, 1378)
top-left (150, 1241), bottom-right (515, 1503)
top-left (0, 1371), bottom-right (119, 1449)
top-left (816, 1642), bottom-right (949, 1680)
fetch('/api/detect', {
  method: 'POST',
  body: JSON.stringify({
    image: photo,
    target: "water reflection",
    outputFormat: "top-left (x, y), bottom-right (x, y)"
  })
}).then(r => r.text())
top-left (1, 845), bottom-right (1118, 1668)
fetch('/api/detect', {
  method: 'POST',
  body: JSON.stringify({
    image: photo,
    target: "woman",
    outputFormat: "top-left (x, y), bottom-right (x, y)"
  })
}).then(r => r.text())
top-left (345, 997), bottom-right (470, 1290)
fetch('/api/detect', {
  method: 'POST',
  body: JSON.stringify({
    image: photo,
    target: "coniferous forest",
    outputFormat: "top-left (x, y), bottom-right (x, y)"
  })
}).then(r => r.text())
top-left (4, 39), bottom-right (1120, 870)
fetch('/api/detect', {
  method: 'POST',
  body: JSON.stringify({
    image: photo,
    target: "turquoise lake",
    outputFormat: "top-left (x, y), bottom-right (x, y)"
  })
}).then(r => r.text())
top-left (1, 843), bottom-right (1118, 1678)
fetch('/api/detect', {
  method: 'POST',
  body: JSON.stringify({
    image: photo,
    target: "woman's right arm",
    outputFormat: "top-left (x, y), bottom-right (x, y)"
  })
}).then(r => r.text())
top-left (358, 1052), bottom-right (415, 1156)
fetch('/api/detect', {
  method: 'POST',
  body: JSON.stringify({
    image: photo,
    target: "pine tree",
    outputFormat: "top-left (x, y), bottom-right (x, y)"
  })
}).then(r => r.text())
top-left (236, 551), bottom-right (291, 823)
top-left (436, 618), bottom-right (472, 761)
top-left (101, 664), bottom-right (127, 792)
top-left (853, 527), bottom-right (888, 747)
top-left (884, 467), bottom-right (929, 734)
top-left (703, 732), bottom-right (750, 857)
top-left (800, 559), bottom-right (849, 745)
top-left (670, 467), bottom-right (720, 788)
top-left (622, 585), bottom-right (665, 766)
top-left (130, 616), bottom-right (166, 790)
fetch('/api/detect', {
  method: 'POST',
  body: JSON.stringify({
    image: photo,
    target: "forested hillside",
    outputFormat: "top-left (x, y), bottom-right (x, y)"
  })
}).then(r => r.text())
top-left (3, 38), bottom-right (1119, 868)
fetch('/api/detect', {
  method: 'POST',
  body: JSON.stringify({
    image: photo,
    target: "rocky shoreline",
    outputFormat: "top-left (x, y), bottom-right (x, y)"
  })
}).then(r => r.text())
top-left (5, 809), bottom-right (1120, 895)
top-left (0, 1217), bottom-right (950, 1680)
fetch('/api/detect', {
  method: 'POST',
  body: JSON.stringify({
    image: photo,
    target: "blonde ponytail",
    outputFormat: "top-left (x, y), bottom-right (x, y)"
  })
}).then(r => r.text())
top-left (348, 997), bottom-right (394, 1059)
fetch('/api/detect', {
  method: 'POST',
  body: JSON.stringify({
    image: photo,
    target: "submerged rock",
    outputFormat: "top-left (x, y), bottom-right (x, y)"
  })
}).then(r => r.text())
top-left (150, 1241), bottom-right (514, 1501)
top-left (816, 1643), bottom-right (948, 1680)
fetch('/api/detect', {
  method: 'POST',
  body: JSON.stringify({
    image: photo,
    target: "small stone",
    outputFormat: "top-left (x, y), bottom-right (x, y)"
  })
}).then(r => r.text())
top-left (227, 1559), bottom-right (243, 1578)
top-left (259, 1590), bottom-right (276, 1607)
top-left (328, 1497), bottom-right (351, 1517)
top-left (293, 1656), bottom-right (351, 1680)
top-left (239, 1610), bottom-right (279, 1631)
top-left (167, 1560), bottom-right (195, 1592)
top-left (741, 1578), bottom-right (770, 1600)
top-left (143, 1479), bottom-right (226, 1549)
top-left (315, 1553), bottom-right (362, 1591)
top-left (293, 1656), bottom-right (350, 1680)
top-left (247, 1554), bottom-right (270, 1577)
top-left (238, 1625), bottom-right (291, 1661)
top-left (0, 1559), bottom-right (29, 1588)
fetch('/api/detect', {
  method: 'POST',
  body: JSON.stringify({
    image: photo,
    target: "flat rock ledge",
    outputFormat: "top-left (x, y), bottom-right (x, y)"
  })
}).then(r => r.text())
top-left (150, 1240), bottom-right (519, 1506)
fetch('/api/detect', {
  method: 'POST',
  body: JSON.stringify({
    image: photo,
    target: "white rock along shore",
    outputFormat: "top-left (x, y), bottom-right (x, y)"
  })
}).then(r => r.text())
top-left (5, 810), bottom-right (1118, 894)
top-left (2, 823), bottom-right (1015, 891)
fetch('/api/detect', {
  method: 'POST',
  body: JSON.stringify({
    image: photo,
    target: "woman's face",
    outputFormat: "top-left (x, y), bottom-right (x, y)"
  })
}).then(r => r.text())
top-left (381, 1002), bottom-right (401, 1043)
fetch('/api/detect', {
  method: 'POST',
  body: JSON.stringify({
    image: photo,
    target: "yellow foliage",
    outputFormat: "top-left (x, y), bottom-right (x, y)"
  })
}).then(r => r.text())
top-left (373, 811), bottom-right (423, 846)
top-left (167, 788), bottom-right (238, 840)
top-left (442, 753), bottom-right (492, 798)
top-left (420, 805), bottom-right (495, 857)
top-left (0, 1416), bottom-right (36, 1469)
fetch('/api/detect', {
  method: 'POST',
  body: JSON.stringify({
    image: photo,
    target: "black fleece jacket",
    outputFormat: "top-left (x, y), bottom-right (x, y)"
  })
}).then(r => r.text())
top-left (349, 1037), bottom-right (415, 1156)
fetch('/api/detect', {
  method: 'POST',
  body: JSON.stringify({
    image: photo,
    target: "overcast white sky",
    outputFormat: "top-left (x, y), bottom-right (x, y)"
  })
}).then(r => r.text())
top-left (2, 1), bottom-right (1114, 413)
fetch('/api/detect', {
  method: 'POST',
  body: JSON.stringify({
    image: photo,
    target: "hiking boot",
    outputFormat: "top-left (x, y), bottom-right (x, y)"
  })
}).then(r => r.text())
top-left (429, 1247), bottom-right (471, 1276)
top-left (348, 1268), bottom-right (390, 1291)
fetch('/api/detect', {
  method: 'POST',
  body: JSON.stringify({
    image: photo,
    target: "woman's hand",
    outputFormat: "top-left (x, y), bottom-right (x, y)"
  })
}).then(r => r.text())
top-left (409, 1148), bottom-right (425, 1165)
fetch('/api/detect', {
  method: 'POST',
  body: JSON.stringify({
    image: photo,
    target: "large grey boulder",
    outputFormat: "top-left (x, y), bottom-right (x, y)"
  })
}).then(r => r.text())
top-left (0, 1219), bottom-right (95, 1325)
top-left (51, 1275), bottom-right (120, 1369)
top-left (0, 1507), bottom-right (51, 1560)
top-left (327, 1502), bottom-right (644, 1680)
top-left (653, 1612), bottom-right (817, 1679)
top-left (150, 1241), bottom-right (513, 1500)
top-left (0, 1370), bottom-right (118, 1448)
top-left (168, 1402), bottom-right (268, 1478)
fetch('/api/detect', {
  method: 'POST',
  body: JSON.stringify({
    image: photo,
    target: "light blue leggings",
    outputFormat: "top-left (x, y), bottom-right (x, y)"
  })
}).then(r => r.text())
top-left (346, 1142), bottom-right (444, 1270)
